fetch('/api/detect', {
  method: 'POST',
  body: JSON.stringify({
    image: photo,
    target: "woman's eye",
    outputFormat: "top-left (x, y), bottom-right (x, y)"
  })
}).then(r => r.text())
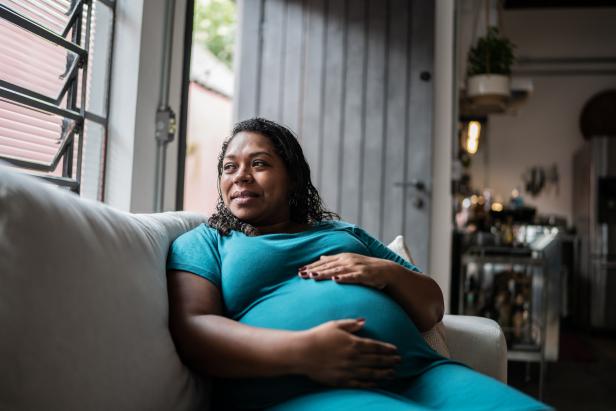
top-left (223, 163), bottom-right (236, 172)
top-left (252, 160), bottom-right (267, 167)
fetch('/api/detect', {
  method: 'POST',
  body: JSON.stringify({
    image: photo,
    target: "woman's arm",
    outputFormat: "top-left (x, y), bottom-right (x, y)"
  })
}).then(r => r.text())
top-left (168, 270), bottom-right (301, 377)
top-left (167, 270), bottom-right (401, 384)
top-left (381, 262), bottom-right (445, 332)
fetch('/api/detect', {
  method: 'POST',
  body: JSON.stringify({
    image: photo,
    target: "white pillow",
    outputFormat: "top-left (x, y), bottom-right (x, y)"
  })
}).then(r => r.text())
top-left (0, 164), bottom-right (208, 411)
top-left (387, 235), bottom-right (451, 358)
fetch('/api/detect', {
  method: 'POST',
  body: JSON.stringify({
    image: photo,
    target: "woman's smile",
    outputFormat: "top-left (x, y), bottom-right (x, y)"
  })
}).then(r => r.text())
top-left (231, 190), bottom-right (261, 206)
top-left (220, 131), bottom-right (292, 227)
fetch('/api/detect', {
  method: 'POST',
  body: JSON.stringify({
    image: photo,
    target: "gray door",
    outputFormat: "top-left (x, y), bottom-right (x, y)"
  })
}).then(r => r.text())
top-left (235, 0), bottom-right (434, 269)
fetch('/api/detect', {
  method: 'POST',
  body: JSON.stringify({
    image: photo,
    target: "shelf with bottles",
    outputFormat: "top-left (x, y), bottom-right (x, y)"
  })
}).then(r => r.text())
top-left (460, 257), bottom-right (546, 351)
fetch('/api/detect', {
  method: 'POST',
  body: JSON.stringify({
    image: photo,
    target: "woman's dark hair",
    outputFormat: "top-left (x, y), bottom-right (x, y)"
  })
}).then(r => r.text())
top-left (208, 117), bottom-right (339, 236)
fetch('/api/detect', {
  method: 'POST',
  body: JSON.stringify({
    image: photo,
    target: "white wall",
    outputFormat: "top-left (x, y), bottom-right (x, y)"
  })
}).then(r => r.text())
top-left (105, 0), bottom-right (188, 212)
top-left (464, 8), bottom-right (616, 225)
top-left (432, 0), bottom-right (455, 313)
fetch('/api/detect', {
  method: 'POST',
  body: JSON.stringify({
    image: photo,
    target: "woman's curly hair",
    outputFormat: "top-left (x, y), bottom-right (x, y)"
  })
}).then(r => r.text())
top-left (208, 118), bottom-right (339, 236)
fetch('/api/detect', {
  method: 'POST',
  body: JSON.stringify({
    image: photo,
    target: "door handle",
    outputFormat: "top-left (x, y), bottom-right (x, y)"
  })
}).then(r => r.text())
top-left (395, 180), bottom-right (427, 210)
top-left (394, 180), bottom-right (427, 191)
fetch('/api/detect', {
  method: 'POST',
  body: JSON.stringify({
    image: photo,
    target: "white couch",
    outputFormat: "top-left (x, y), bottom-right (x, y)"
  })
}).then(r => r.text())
top-left (0, 164), bottom-right (507, 411)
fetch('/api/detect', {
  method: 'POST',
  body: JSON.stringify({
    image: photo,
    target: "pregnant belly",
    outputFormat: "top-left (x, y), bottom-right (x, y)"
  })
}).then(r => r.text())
top-left (218, 278), bottom-right (446, 409)
top-left (239, 278), bottom-right (442, 374)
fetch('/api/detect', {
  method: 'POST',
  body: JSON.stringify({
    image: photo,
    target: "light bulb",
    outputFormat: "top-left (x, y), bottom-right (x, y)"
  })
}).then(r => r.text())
top-left (465, 121), bottom-right (481, 154)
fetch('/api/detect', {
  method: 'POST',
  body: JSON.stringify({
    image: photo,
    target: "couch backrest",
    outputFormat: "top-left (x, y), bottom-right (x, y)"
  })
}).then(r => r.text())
top-left (0, 164), bottom-right (208, 411)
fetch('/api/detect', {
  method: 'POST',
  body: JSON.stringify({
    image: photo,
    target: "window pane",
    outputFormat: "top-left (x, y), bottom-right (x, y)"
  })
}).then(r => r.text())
top-left (0, 17), bottom-right (79, 101)
top-left (85, 0), bottom-right (112, 117)
top-left (0, 0), bottom-right (111, 197)
top-left (80, 120), bottom-right (104, 200)
top-left (0, 97), bottom-right (76, 167)
top-left (1, 0), bottom-right (74, 35)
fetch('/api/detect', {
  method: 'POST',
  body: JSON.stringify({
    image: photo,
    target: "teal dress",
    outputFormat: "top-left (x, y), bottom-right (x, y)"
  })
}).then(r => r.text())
top-left (167, 221), bottom-right (550, 411)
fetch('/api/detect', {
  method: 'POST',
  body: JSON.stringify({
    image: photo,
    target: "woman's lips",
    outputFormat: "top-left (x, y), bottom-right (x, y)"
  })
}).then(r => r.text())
top-left (233, 196), bottom-right (259, 206)
top-left (231, 191), bottom-right (260, 206)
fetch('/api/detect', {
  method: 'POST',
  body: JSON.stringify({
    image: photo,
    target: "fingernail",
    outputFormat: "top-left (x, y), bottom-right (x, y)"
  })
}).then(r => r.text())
top-left (310, 272), bottom-right (319, 277)
top-left (299, 266), bottom-right (307, 271)
top-left (357, 317), bottom-right (366, 322)
top-left (333, 276), bottom-right (339, 280)
top-left (298, 272), bottom-right (307, 278)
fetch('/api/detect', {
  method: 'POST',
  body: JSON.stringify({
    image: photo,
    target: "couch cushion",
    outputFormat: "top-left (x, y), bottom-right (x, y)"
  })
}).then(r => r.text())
top-left (0, 165), bottom-right (208, 411)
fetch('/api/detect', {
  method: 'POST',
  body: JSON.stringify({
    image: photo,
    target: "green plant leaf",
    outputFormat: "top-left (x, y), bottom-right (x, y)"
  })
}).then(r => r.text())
top-left (193, 0), bottom-right (236, 68)
top-left (467, 26), bottom-right (516, 76)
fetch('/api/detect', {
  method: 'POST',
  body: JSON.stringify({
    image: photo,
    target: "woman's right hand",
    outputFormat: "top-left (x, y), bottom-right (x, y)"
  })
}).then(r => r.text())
top-left (295, 318), bottom-right (401, 388)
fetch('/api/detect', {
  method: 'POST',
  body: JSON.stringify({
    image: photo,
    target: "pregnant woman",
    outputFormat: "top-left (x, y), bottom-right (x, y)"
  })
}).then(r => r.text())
top-left (166, 118), bottom-right (550, 410)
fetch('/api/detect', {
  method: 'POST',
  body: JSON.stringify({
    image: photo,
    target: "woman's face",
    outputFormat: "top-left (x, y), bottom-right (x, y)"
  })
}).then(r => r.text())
top-left (220, 131), bottom-right (292, 227)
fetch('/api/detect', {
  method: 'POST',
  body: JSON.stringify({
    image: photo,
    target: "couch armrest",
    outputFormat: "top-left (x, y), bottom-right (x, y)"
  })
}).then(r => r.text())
top-left (442, 315), bottom-right (507, 383)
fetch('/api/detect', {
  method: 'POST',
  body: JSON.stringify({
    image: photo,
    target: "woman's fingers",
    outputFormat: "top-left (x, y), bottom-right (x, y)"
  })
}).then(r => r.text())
top-left (332, 273), bottom-right (360, 282)
top-left (298, 263), bottom-right (350, 280)
top-left (353, 354), bottom-right (402, 368)
top-left (297, 265), bottom-right (359, 281)
top-left (300, 255), bottom-right (337, 272)
top-left (354, 337), bottom-right (398, 354)
top-left (312, 265), bottom-right (350, 280)
top-left (300, 253), bottom-right (352, 273)
top-left (304, 319), bottom-right (401, 387)
top-left (334, 318), bottom-right (366, 333)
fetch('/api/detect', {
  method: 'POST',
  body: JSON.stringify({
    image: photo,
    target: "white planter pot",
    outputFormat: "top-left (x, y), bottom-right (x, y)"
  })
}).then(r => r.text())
top-left (467, 74), bottom-right (511, 98)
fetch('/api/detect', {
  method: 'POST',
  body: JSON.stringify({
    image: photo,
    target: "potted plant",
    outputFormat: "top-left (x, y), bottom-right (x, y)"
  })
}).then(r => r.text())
top-left (466, 26), bottom-right (515, 99)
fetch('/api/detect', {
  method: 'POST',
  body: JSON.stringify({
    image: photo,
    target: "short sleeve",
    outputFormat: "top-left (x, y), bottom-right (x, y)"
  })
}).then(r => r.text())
top-left (166, 224), bottom-right (222, 289)
top-left (351, 225), bottom-right (422, 273)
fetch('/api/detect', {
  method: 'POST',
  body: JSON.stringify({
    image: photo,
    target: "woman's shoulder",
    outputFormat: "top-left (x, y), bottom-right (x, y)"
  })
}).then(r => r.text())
top-left (320, 220), bottom-right (377, 240)
top-left (317, 219), bottom-right (359, 231)
top-left (173, 223), bottom-right (220, 245)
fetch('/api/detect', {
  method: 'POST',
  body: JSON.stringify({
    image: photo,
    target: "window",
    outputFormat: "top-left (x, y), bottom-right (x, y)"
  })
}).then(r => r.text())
top-left (0, 0), bottom-right (115, 200)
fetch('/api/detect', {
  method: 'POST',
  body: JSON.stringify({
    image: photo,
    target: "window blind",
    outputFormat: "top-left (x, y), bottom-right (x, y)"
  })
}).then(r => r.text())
top-left (0, 0), bottom-right (114, 200)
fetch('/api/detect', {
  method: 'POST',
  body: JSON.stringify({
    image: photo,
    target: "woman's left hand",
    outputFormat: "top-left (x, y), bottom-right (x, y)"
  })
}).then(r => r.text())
top-left (298, 253), bottom-right (396, 290)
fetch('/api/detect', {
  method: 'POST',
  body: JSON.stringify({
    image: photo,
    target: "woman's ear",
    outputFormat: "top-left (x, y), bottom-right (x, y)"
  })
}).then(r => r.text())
top-left (288, 181), bottom-right (299, 207)
top-left (288, 178), bottom-right (297, 193)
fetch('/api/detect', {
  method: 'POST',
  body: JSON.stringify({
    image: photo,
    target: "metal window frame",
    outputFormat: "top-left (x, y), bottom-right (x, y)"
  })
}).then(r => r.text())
top-left (0, 0), bottom-right (115, 195)
top-left (0, 4), bottom-right (87, 57)
top-left (0, 3), bottom-right (85, 105)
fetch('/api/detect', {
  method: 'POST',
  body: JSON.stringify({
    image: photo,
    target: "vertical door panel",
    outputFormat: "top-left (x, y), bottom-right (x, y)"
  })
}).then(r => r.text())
top-left (234, 0), bottom-right (263, 119)
top-left (299, 0), bottom-right (326, 185)
top-left (320, 0), bottom-right (345, 210)
top-left (404, 0), bottom-right (434, 269)
top-left (259, 0), bottom-right (286, 119)
top-left (281, 0), bottom-right (306, 133)
top-left (235, 0), bottom-right (435, 268)
top-left (339, 0), bottom-right (367, 225)
top-left (360, 0), bottom-right (387, 238)
top-left (382, 0), bottom-right (410, 244)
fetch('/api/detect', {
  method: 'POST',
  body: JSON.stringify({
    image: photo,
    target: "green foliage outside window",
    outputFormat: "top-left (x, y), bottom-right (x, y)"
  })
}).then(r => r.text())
top-left (193, 0), bottom-right (236, 68)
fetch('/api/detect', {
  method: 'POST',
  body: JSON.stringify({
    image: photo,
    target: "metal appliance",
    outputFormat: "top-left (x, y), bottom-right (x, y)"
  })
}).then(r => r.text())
top-left (573, 137), bottom-right (616, 330)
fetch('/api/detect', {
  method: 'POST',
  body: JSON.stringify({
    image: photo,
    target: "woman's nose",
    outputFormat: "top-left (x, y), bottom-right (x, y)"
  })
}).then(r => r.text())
top-left (233, 167), bottom-right (253, 184)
